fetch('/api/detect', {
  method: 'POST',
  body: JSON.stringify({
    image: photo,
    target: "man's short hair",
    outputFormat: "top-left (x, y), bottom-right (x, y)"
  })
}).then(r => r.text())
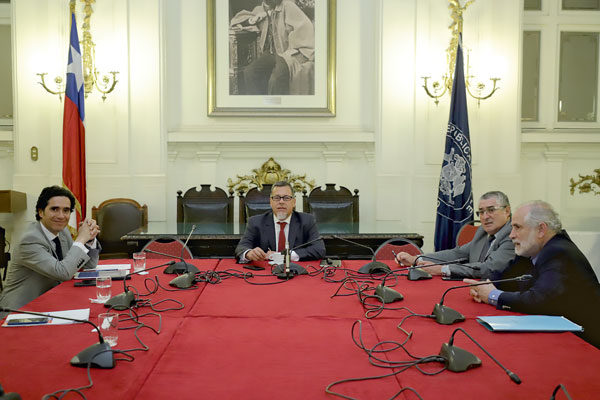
top-left (480, 191), bottom-right (510, 208)
top-left (270, 181), bottom-right (294, 195)
top-left (35, 186), bottom-right (75, 221)
top-left (522, 200), bottom-right (562, 232)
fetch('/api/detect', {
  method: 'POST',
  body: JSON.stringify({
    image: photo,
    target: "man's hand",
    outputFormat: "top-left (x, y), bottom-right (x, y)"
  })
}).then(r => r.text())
top-left (395, 252), bottom-right (416, 266)
top-left (464, 278), bottom-right (495, 304)
top-left (246, 247), bottom-right (269, 261)
top-left (76, 218), bottom-right (100, 244)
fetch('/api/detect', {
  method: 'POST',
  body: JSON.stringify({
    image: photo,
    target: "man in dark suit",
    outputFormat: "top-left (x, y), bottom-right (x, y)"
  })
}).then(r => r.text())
top-left (235, 181), bottom-right (325, 262)
top-left (395, 191), bottom-right (516, 279)
top-left (467, 200), bottom-right (600, 348)
top-left (0, 186), bottom-right (101, 314)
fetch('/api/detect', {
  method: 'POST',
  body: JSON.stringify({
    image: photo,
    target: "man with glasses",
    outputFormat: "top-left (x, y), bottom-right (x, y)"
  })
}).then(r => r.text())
top-left (235, 181), bottom-right (326, 262)
top-left (395, 191), bottom-right (515, 279)
top-left (0, 186), bottom-right (101, 313)
top-left (466, 200), bottom-right (600, 348)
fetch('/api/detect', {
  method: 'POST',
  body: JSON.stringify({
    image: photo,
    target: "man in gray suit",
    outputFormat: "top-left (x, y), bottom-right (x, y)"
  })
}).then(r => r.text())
top-left (0, 186), bottom-right (101, 314)
top-left (235, 181), bottom-right (325, 262)
top-left (395, 191), bottom-right (515, 279)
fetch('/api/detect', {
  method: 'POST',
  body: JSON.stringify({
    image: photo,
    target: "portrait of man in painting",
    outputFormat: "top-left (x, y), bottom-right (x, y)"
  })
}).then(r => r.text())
top-left (228, 0), bottom-right (315, 96)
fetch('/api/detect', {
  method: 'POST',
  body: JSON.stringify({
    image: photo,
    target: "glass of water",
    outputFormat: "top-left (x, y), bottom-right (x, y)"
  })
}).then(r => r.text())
top-left (95, 276), bottom-right (112, 303)
top-left (133, 252), bottom-right (146, 273)
top-left (98, 312), bottom-right (118, 347)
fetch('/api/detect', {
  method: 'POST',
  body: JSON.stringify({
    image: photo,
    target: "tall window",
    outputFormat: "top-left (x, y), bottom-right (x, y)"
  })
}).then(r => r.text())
top-left (522, 0), bottom-right (600, 130)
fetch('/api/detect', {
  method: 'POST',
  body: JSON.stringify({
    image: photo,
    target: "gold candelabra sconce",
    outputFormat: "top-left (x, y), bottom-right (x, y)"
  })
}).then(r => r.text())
top-left (37, 0), bottom-right (118, 101)
top-left (570, 169), bottom-right (600, 196)
top-left (421, 0), bottom-right (500, 107)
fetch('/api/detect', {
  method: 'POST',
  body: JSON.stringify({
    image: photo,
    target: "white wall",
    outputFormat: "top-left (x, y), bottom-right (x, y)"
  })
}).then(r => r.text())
top-left (4, 0), bottom-right (600, 259)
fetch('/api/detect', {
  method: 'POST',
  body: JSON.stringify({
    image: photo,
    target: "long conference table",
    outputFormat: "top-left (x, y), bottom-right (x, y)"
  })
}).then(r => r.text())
top-left (1, 258), bottom-right (599, 399)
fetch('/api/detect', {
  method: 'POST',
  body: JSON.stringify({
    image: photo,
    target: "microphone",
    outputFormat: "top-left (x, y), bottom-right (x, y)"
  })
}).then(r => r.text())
top-left (104, 260), bottom-right (176, 309)
top-left (271, 236), bottom-right (324, 277)
top-left (432, 274), bottom-right (533, 325)
top-left (0, 383), bottom-right (21, 400)
top-left (410, 255), bottom-right (474, 281)
top-left (0, 307), bottom-right (114, 369)
top-left (332, 235), bottom-right (390, 274)
top-left (439, 327), bottom-right (521, 384)
top-left (143, 249), bottom-right (199, 275)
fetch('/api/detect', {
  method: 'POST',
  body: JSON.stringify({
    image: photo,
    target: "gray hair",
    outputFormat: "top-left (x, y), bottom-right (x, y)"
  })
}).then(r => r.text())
top-left (480, 191), bottom-right (510, 208)
top-left (271, 181), bottom-right (294, 194)
top-left (521, 200), bottom-right (562, 232)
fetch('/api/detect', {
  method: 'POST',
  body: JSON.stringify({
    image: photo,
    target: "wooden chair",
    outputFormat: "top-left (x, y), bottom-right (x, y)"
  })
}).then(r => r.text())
top-left (177, 185), bottom-right (234, 233)
top-left (238, 184), bottom-right (273, 226)
top-left (302, 183), bottom-right (359, 224)
top-left (456, 222), bottom-right (480, 247)
top-left (91, 198), bottom-right (148, 259)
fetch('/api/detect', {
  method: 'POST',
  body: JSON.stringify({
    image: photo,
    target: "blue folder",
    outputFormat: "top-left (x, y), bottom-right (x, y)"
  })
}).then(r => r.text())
top-left (477, 315), bottom-right (583, 332)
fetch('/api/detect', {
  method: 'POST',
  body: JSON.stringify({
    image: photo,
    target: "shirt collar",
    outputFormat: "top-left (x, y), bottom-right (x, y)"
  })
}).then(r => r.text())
top-left (39, 221), bottom-right (59, 242)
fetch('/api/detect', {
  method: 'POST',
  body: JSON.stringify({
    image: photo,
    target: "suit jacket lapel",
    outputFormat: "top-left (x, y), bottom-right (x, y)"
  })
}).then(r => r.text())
top-left (264, 213), bottom-right (276, 251)
top-left (288, 212), bottom-right (300, 249)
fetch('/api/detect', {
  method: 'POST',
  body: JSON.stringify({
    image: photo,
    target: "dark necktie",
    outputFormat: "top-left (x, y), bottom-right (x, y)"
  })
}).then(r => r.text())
top-left (479, 235), bottom-right (495, 262)
top-left (277, 222), bottom-right (287, 252)
top-left (53, 237), bottom-right (64, 261)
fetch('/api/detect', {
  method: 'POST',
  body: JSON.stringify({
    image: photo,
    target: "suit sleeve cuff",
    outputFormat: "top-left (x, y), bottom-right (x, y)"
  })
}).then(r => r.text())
top-left (238, 249), bottom-right (250, 263)
top-left (488, 289), bottom-right (503, 306)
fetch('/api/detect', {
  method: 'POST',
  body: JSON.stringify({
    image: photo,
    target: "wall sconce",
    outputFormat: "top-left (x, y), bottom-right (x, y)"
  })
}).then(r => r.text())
top-left (37, 0), bottom-right (118, 101)
top-left (421, 0), bottom-right (500, 107)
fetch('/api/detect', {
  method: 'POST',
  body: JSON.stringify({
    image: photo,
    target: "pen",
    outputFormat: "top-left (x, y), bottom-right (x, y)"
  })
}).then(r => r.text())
top-left (391, 250), bottom-right (398, 262)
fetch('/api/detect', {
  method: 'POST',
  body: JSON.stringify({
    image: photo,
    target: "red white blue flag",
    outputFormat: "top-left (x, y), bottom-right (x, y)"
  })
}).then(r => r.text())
top-left (434, 33), bottom-right (474, 251)
top-left (62, 12), bottom-right (86, 229)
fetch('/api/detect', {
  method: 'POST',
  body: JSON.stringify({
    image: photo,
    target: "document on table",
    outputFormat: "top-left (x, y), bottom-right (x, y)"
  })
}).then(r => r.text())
top-left (96, 263), bottom-right (131, 271)
top-left (477, 315), bottom-right (583, 332)
top-left (2, 308), bottom-right (90, 327)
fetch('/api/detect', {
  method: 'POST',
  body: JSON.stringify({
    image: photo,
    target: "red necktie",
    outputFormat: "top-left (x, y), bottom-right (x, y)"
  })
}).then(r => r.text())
top-left (277, 221), bottom-right (287, 252)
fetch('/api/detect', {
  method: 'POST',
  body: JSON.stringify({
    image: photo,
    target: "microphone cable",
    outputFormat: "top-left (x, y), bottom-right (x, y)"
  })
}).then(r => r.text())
top-left (41, 347), bottom-right (133, 400)
top-left (325, 320), bottom-right (445, 400)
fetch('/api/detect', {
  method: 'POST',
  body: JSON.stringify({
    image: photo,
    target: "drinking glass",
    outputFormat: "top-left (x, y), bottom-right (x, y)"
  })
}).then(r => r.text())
top-left (95, 276), bottom-right (112, 303)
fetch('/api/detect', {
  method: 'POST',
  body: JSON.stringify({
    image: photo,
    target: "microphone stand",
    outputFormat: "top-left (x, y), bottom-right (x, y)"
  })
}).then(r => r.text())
top-left (408, 255), bottom-right (471, 281)
top-left (439, 327), bottom-right (522, 384)
top-left (104, 260), bottom-right (176, 309)
top-left (432, 274), bottom-right (533, 325)
top-left (144, 225), bottom-right (199, 275)
top-left (332, 235), bottom-right (390, 274)
top-left (0, 307), bottom-right (115, 369)
top-left (144, 249), bottom-right (199, 274)
top-left (272, 236), bottom-right (324, 277)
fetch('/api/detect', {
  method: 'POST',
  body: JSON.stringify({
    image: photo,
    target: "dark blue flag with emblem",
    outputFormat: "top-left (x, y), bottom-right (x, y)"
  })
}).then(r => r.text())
top-left (434, 33), bottom-right (474, 251)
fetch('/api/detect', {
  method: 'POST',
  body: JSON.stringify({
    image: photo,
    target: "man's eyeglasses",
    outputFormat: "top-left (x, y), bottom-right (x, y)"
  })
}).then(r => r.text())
top-left (271, 195), bottom-right (294, 202)
top-left (475, 206), bottom-right (506, 217)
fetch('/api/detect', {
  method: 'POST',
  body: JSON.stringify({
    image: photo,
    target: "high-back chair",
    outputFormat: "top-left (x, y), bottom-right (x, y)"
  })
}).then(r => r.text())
top-left (91, 198), bottom-right (148, 259)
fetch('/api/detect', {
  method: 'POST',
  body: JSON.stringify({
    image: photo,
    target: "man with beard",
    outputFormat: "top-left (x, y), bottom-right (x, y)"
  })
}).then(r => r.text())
top-left (235, 181), bottom-right (325, 262)
top-left (466, 200), bottom-right (600, 348)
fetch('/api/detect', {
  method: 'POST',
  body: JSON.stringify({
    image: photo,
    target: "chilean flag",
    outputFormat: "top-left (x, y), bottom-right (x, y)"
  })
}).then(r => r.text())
top-left (62, 12), bottom-right (86, 229)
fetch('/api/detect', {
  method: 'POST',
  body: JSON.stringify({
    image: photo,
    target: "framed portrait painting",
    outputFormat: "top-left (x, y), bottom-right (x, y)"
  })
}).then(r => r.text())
top-left (207, 0), bottom-right (336, 117)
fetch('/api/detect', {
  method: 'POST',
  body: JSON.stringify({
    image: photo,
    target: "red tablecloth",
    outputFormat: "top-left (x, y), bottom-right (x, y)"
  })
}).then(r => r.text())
top-left (1, 258), bottom-right (598, 400)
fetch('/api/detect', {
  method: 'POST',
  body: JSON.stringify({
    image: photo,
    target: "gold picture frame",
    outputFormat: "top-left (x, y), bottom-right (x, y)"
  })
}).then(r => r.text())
top-left (207, 0), bottom-right (336, 117)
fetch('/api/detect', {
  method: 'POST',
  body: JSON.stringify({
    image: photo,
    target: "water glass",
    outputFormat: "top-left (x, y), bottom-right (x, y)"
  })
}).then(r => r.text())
top-left (95, 276), bottom-right (112, 303)
top-left (133, 252), bottom-right (146, 273)
top-left (98, 312), bottom-right (118, 347)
